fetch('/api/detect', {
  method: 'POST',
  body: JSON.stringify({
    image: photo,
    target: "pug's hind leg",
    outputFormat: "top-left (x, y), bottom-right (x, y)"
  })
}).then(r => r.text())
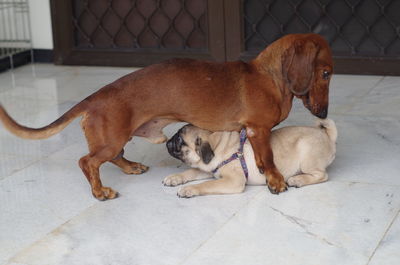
top-left (163, 168), bottom-right (212, 186)
top-left (287, 170), bottom-right (328, 188)
top-left (177, 174), bottom-right (246, 198)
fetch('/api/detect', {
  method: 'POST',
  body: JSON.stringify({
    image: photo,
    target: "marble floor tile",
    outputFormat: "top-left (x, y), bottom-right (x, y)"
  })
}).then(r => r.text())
top-left (0, 115), bottom-right (81, 159)
top-left (4, 167), bottom-right (264, 265)
top-left (0, 158), bottom-right (96, 264)
top-left (0, 154), bottom-right (40, 181)
top-left (0, 97), bottom-right (59, 127)
top-left (9, 64), bottom-right (74, 77)
top-left (0, 66), bottom-right (73, 96)
top-left (368, 211), bottom-right (400, 265)
top-left (327, 115), bottom-right (400, 185)
top-left (182, 182), bottom-right (400, 265)
top-left (348, 76), bottom-right (400, 118)
top-left (328, 74), bottom-right (384, 114)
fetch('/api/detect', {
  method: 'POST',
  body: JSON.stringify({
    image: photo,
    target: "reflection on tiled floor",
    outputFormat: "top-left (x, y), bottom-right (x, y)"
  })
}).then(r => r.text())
top-left (1, 64), bottom-right (399, 265)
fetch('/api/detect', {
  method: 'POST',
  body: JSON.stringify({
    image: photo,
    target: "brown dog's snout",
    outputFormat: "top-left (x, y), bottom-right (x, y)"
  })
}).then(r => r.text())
top-left (310, 106), bottom-right (328, 119)
top-left (311, 102), bottom-right (328, 119)
top-left (316, 108), bottom-right (328, 119)
top-left (303, 96), bottom-right (328, 119)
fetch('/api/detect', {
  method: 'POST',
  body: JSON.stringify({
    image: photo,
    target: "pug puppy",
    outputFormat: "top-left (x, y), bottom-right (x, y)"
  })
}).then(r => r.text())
top-left (164, 119), bottom-right (337, 198)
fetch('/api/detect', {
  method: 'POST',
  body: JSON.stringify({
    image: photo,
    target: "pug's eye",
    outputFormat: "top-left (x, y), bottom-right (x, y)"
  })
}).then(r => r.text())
top-left (176, 135), bottom-right (183, 145)
top-left (322, 70), bottom-right (330, 80)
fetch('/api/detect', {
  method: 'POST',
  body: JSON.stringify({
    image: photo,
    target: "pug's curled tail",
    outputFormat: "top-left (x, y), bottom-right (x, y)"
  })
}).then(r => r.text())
top-left (0, 102), bottom-right (87, 140)
top-left (315, 118), bottom-right (337, 143)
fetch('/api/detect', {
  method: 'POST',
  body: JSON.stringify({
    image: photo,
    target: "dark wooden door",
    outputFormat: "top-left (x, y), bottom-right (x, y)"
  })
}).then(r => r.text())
top-left (51, 0), bottom-right (225, 66)
top-left (51, 0), bottom-right (400, 75)
top-left (226, 0), bottom-right (400, 75)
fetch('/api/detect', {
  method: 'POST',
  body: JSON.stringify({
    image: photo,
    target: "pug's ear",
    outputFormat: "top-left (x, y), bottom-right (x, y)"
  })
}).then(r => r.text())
top-left (195, 137), bottom-right (214, 164)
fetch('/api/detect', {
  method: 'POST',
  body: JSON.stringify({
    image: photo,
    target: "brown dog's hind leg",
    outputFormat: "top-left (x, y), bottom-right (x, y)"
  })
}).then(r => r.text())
top-left (110, 149), bottom-right (149, 174)
top-left (79, 151), bottom-right (119, 200)
top-left (79, 112), bottom-right (139, 200)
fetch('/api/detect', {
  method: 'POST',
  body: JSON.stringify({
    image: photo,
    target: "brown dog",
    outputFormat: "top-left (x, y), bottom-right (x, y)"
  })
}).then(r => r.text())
top-left (0, 33), bottom-right (333, 200)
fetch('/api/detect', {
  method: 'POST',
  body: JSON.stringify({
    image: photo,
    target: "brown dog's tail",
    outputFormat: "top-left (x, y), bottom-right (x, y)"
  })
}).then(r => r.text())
top-left (315, 118), bottom-right (337, 143)
top-left (0, 102), bottom-right (87, 140)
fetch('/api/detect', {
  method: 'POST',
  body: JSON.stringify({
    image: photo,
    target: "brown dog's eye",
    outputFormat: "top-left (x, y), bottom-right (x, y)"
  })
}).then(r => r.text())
top-left (322, 70), bottom-right (330, 80)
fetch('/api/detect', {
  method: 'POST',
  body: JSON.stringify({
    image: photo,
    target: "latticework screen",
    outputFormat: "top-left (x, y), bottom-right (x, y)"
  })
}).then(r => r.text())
top-left (244, 0), bottom-right (400, 57)
top-left (72, 0), bottom-right (208, 51)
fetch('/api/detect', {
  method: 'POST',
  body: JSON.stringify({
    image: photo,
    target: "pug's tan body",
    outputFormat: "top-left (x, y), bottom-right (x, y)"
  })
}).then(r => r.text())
top-left (164, 119), bottom-right (337, 198)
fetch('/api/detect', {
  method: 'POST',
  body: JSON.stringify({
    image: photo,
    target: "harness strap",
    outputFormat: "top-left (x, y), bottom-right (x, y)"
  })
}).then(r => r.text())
top-left (211, 128), bottom-right (249, 179)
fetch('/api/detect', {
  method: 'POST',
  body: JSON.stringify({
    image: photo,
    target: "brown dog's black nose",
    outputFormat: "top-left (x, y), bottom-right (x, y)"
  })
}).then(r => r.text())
top-left (316, 109), bottom-right (328, 119)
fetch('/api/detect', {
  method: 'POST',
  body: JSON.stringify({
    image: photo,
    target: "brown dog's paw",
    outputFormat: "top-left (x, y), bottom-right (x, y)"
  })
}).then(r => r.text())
top-left (267, 175), bottom-right (288, 194)
top-left (93, 187), bottom-right (119, 201)
top-left (122, 162), bottom-right (149, 175)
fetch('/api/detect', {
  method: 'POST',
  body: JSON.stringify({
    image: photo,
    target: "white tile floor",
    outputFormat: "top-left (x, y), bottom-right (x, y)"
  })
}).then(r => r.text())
top-left (0, 64), bottom-right (399, 265)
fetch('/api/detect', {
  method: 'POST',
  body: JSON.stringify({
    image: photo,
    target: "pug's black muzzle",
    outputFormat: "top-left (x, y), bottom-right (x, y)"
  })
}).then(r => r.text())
top-left (166, 133), bottom-right (184, 161)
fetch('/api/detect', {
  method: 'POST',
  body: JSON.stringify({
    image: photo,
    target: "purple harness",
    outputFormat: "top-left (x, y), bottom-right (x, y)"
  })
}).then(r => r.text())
top-left (211, 128), bottom-right (249, 179)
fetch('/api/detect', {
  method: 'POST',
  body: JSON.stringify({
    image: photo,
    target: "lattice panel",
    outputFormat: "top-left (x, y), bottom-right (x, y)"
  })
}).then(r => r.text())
top-left (244, 0), bottom-right (400, 57)
top-left (0, 0), bottom-right (31, 58)
top-left (72, 0), bottom-right (208, 50)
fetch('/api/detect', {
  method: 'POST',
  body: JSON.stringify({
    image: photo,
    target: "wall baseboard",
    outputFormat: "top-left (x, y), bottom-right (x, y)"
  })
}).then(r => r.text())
top-left (33, 49), bottom-right (54, 63)
top-left (0, 50), bottom-right (32, 73)
top-left (0, 49), bottom-right (54, 73)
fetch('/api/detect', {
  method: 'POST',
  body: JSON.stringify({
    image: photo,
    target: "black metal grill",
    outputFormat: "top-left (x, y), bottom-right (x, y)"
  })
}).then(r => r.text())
top-left (72, 0), bottom-right (208, 50)
top-left (0, 0), bottom-right (31, 59)
top-left (244, 0), bottom-right (400, 57)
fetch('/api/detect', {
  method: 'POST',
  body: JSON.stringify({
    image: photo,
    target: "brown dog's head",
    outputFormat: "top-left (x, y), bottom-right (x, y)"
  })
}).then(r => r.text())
top-left (166, 125), bottom-right (214, 167)
top-left (274, 34), bottom-right (333, 119)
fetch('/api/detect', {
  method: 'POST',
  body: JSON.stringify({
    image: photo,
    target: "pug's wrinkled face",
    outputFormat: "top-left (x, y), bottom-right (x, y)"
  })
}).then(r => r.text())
top-left (166, 125), bottom-right (214, 167)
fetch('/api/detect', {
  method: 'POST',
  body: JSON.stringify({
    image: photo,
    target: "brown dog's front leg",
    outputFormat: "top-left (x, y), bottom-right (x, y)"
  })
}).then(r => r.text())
top-left (247, 127), bottom-right (287, 194)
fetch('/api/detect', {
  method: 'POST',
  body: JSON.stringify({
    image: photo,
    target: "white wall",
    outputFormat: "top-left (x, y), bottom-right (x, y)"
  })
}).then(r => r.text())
top-left (28, 0), bottom-right (53, 49)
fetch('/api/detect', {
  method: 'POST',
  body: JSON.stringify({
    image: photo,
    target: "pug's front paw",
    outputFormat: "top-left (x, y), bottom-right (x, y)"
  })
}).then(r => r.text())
top-left (177, 186), bottom-right (200, 198)
top-left (162, 174), bottom-right (187, 186)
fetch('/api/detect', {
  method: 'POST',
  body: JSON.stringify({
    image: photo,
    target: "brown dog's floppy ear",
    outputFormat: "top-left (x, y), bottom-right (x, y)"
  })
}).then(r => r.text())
top-left (195, 137), bottom-right (214, 164)
top-left (282, 39), bottom-right (319, 95)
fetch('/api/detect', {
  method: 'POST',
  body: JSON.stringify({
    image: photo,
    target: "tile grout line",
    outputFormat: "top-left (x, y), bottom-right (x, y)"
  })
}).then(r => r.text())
top-left (268, 205), bottom-right (340, 248)
top-left (355, 75), bottom-right (386, 99)
top-left (329, 179), bottom-right (400, 188)
top-left (365, 208), bottom-right (400, 265)
top-left (177, 188), bottom-right (265, 265)
top-left (339, 75), bottom-right (386, 113)
top-left (0, 156), bottom-right (44, 181)
top-left (0, 138), bottom-right (81, 182)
